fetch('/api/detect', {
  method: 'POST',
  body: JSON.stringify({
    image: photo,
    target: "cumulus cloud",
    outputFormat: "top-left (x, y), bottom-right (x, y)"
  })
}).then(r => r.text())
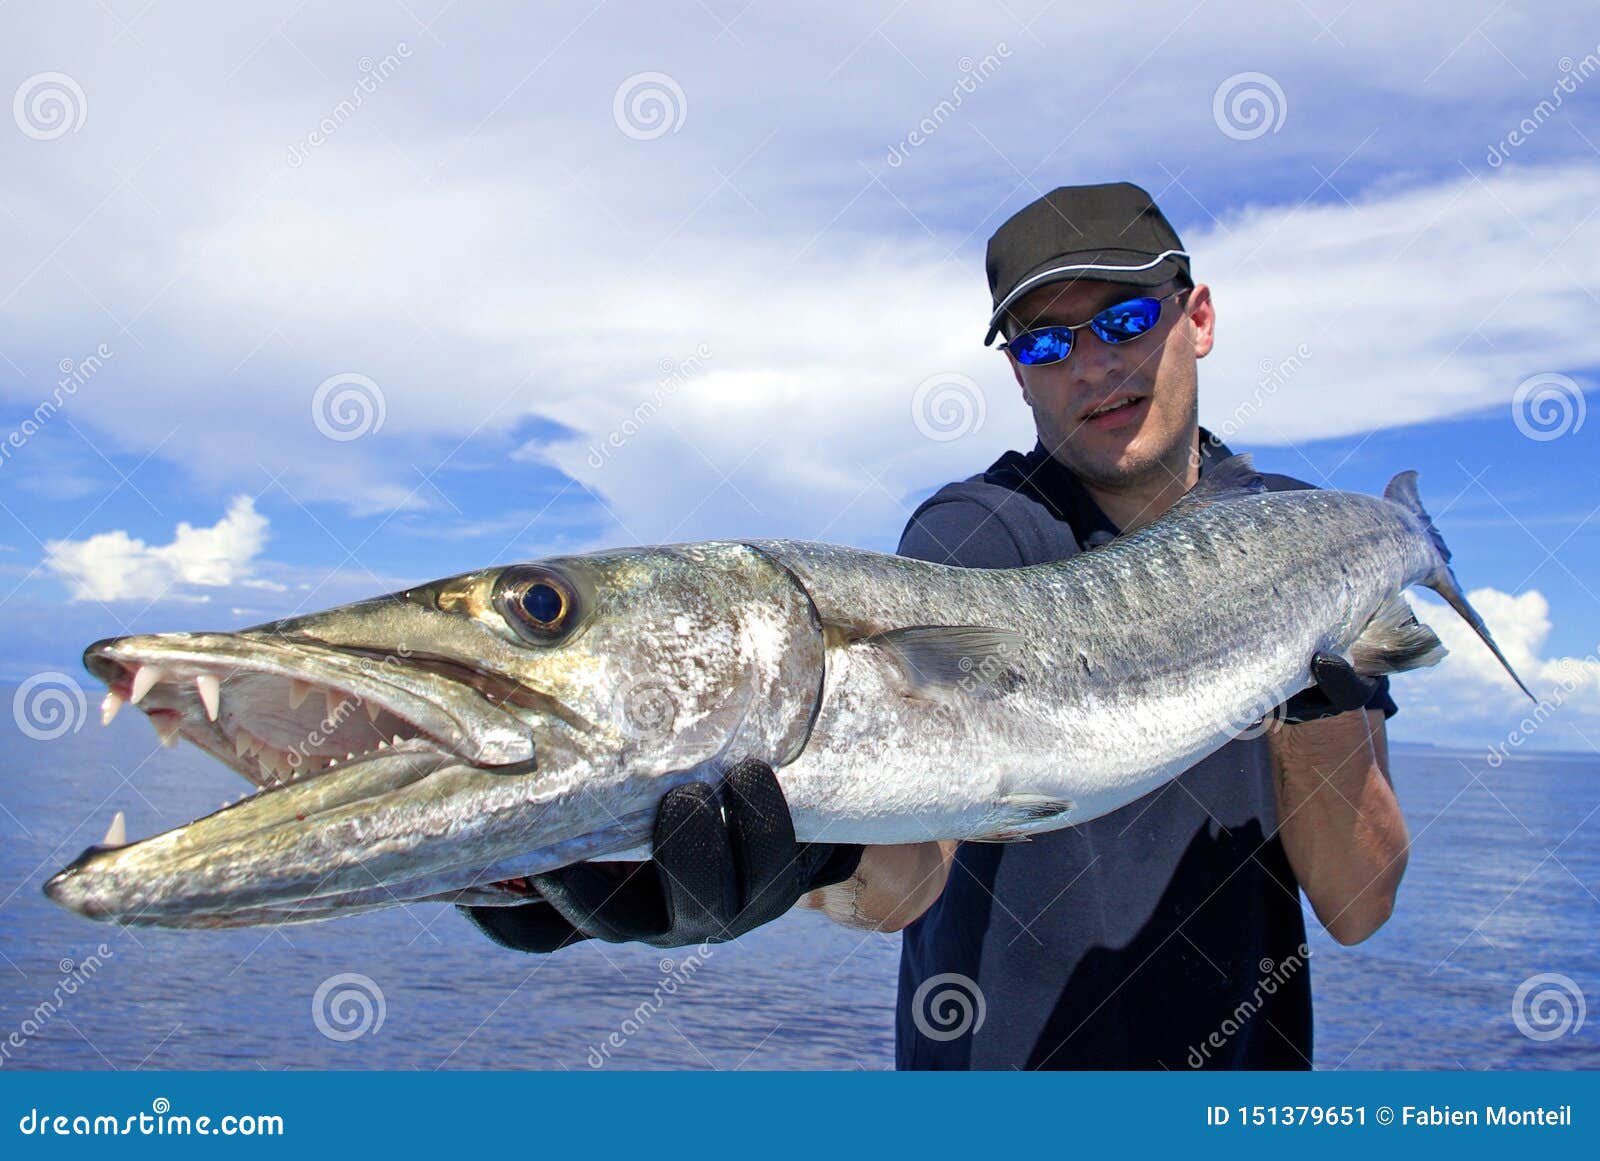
top-left (44, 497), bottom-right (270, 602)
top-left (1389, 587), bottom-right (1600, 752)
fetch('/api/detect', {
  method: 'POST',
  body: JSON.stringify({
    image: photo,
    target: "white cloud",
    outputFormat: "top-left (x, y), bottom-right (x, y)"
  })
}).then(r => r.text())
top-left (1388, 586), bottom-right (1600, 752)
top-left (2, 2), bottom-right (1598, 554)
top-left (44, 496), bottom-right (269, 602)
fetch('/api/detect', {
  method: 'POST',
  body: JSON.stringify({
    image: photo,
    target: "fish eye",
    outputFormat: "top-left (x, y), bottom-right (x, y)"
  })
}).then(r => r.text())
top-left (495, 568), bottom-right (580, 642)
top-left (521, 583), bottom-right (563, 625)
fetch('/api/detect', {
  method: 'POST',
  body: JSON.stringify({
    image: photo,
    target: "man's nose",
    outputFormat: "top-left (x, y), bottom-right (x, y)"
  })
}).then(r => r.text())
top-left (1071, 329), bottom-right (1126, 385)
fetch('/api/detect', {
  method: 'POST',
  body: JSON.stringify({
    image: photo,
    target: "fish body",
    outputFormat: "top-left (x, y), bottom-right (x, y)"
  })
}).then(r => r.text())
top-left (44, 458), bottom-right (1528, 928)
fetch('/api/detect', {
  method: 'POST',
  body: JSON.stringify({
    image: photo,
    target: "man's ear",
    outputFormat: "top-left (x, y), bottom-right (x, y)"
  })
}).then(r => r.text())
top-left (1186, 282), bottom-right (1216, 359)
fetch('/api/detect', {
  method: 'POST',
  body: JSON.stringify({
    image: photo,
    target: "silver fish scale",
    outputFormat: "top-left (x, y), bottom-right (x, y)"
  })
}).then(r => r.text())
top-left (744, 487), bottom-right (1437, 844)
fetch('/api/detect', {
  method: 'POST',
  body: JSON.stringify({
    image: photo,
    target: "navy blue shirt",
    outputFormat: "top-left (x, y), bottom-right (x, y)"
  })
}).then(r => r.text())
top-left (893, 430), bottom-right (1397, 1070)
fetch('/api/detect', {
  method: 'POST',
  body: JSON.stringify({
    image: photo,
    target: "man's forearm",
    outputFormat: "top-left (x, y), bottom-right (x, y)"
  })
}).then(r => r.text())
top-left (1270, 708), bottom-right (1409, 945)
top-left (799, 840), bottom-right (956, 931)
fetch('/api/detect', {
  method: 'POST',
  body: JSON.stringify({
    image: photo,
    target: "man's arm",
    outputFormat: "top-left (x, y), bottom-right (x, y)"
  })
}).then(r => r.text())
top-left (798, 841), bottom-right (958, 931)
top-left (1268, 707), bottom-right (1409, 945)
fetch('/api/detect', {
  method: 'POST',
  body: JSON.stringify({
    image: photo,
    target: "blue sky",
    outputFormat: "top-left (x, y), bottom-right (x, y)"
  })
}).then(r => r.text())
top-left (0, 1), bottom-right (1596, 750)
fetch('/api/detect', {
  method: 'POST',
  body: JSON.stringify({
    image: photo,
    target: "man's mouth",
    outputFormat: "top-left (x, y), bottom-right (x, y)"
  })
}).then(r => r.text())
top-left (1080, 393), bottom-right (1148, 426)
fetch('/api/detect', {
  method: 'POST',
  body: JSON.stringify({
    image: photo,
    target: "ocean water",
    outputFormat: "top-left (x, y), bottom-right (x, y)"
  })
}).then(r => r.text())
top-left (0, 701), bottom-right (1595, 1071)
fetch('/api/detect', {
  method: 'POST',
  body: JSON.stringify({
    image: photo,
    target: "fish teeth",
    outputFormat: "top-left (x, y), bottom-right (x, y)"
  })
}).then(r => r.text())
top-left (364, 699), bottom-right (381, 723)
top-left (102, 810), bottom-right (126, 847)
top-left (100, 692), bottom-right (124, 726)
top-left (129, 665), bottom-right (163, 704)
top-left (289, 679), bottom-right (313, 710)
top-left (234, 730), bottom-right (257, 758)
top-left (151, 714), bottom-right (181, 747)
top-left (195, 674), bottom-right (221, 722)
top-left (325, 689), bottom-right (344, 721)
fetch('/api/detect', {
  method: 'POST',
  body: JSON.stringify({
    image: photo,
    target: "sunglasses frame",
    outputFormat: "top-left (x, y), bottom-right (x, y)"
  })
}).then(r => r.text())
top-left (999, 286), bottom-right (1190, 367)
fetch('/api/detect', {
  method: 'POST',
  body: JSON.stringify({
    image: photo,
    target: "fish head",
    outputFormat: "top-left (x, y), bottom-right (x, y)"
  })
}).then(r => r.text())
top-left (46, 540), bottom-right (824, 927)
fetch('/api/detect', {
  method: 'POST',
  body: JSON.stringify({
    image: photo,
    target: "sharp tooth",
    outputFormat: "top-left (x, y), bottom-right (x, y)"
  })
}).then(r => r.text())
top-left (102, 810), bottom-right (126, 847)
top-left (375, 738), bottom-right (389, 750)
top-left (365, 699), bottom-right (381, 723)
top-left (325, 689), bottom-right (344, 720)
top-left (289, 679), bottom-right (313, 710)
top-left (235, 730), bottom-right (259, 758)
top-left (345, 751), bottom-right (356, 761)
top-left (195, 674), bottom-right (221, 721)
top-left (152, 715), bottom-right (181, 747)
top-left (392, 734), bottom-right (404, 746)
top-left (100, 692), bottom-right (124, 726)
top-left (129, 666), bottom-right (163, 704)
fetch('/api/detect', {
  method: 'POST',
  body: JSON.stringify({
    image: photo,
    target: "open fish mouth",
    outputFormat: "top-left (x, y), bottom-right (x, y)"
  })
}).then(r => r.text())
top-left (83, 632), bottom-right (537, 790)
top-left (42, 631), bottom-right (558, 926)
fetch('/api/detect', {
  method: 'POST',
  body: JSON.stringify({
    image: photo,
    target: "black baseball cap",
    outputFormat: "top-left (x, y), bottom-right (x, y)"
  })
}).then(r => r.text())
top-left (984, 181), bottom-right (1190, 345)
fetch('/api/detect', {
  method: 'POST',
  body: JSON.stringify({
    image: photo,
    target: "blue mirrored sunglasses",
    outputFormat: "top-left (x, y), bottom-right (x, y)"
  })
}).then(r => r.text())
top-left (1000, 287), bottom-right (1188, 366)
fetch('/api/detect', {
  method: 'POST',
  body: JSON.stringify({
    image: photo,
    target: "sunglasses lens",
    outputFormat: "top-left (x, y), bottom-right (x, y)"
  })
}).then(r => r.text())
top-left (1092, 297), bottom-right (1162, 343)
top-left (1010, 327), bottom-right (1074, 365)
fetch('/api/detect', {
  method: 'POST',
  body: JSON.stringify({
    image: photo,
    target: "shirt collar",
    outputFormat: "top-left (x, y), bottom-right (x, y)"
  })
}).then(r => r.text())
top-left (1019, 426), bottom-right (1233, 551)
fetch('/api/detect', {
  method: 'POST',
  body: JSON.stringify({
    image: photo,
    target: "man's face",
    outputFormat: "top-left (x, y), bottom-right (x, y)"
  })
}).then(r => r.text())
top-left (1003, 277), bottom-right (1214, 490)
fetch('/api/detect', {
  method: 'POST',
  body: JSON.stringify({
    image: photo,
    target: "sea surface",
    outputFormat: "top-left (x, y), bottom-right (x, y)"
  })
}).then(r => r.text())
top-left (1, 700), bottom-right (1595, 1071)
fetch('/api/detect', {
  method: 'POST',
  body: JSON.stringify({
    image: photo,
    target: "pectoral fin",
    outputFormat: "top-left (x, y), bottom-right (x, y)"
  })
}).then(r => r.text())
top-left (859, 625), bottom-right (1025, 698)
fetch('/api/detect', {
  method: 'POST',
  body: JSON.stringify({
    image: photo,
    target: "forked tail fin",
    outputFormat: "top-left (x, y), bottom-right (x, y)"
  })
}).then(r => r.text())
top-left (1383, 470), bottom-right (1535, 701)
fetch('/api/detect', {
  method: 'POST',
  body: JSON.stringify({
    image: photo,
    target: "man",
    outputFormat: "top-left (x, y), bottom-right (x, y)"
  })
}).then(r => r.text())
top-left (462, 182), bottom-right (1408, 1072)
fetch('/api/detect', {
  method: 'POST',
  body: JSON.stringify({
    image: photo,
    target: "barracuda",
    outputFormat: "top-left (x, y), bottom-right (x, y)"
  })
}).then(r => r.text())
top-left (44, 457), bottom-right (1531, 929)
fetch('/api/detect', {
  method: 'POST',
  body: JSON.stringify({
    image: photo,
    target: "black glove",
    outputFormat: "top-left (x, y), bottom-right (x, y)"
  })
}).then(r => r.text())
top-left (1281, 651), bottom-right (1381, 724)
top-left (459, 758), bottom-right (863, 952)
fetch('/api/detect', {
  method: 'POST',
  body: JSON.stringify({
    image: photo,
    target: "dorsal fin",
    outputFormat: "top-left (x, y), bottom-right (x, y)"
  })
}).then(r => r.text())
top-left (1173, 453), bottom-right (1267, 511)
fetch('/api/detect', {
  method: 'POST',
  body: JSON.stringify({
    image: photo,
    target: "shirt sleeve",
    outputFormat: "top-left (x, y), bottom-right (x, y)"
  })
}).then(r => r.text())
top-left (897, 497), bottom-right (1028, 569)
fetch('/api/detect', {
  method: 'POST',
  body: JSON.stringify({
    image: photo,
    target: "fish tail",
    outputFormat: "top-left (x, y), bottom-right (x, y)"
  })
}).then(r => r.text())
top-left (1383, 470), bottom-right (1535, 701)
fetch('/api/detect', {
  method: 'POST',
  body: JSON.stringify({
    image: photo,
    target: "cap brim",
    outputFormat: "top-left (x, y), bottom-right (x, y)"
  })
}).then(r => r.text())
top-left (985, 248), bottom-right (1189, 345)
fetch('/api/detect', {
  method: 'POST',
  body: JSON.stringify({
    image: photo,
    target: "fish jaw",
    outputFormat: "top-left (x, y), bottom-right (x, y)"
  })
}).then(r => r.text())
top-left (82, 631), bottom-right (537, 789)
top-left (47, 541), bottom-right (827, 928)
